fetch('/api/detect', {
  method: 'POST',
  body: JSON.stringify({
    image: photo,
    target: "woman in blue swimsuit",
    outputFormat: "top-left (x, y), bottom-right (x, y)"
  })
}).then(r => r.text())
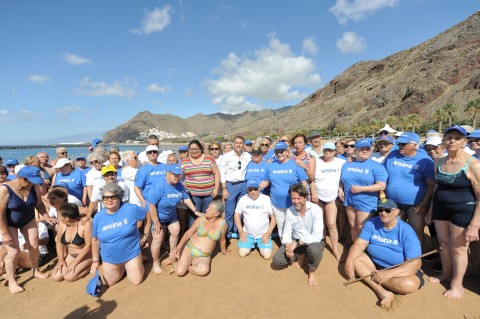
top-left (169, 201), bottom-right (230, 276)
top-left (0, 166), bottom-right (57, 294)
top-left (52, 203), bottom-right (92, 282)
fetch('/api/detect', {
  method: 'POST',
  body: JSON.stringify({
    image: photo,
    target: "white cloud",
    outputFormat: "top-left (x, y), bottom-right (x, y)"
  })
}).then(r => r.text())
top-left (302, 36), bottom-right (318, 55)
top-left (336, 31), bottom-right (367, 53)
top-left (62, 53), bottom-right (92, 65)
top-left (204, 33), bottom-right (321, 114)
top-left (75, 77), bottom-right (136, 99)
top-left (146, 83), bottom-right (172, 94)
top-left (17, 110), bottom-right (44, 121)
top-left (53, 105), bottom-right (91, 116)
top-left (28, 74), bottom-right (50, 83)
top-left (0, 109), bottom-right (9, 116)
top-left (133, 6), bottom-right (172, 35)
top-left (329, 0), bottom-right (399, 25)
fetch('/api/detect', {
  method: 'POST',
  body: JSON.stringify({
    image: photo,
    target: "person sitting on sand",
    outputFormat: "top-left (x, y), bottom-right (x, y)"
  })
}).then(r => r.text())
top-left (234, 179), bottom-right (276, 259)
top-left (272, 183), bottom-right (325, 286)
top-left (345, 199), bottom-right (424, 309)
top-left (167, 201), bottom-right (230, 277)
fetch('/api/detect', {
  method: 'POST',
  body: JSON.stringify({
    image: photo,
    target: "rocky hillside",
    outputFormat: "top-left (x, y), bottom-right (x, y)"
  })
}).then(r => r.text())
top-left (104, 11), bottom-right (480, 142)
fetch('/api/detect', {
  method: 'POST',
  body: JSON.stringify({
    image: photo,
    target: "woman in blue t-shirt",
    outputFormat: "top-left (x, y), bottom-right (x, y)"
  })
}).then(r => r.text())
top-left (90, 183), bottom-right (147, 286)
top-left (340, 139), bottom-right (388, 241)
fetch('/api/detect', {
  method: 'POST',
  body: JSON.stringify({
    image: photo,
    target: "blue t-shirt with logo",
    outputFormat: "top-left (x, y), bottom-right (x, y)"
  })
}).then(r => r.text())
top-left (148, 175), bottom-right (189, 222)
top-left (54, 169), bottom-right (87, 201)
top-left (360, 216), bottom-right (421, 268)
top-left (383, 150), bottom-right (434, 205)
top-left (264, 159), bottom-right (308, 208)
top-left (341, 159), bottom-right (388, 213)
top-left (92, 203), bottom-right (147, 264)
top-left (134, 163), bottom-right (166, 199)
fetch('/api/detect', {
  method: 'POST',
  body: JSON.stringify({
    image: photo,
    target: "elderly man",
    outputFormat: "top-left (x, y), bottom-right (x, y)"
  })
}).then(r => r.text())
top-left (134, 145), bottom-right (166, 208)
top-left (345, 199), bottom-right (424, 309)
top-left (234, 179), bottom-right (276, 259)
top-left (138, 135), bottom-right (173, 165)
top-left (272, 183), bottom-right (324, 286)
top-left (221, 136), bottom-right (252, 238)
top-left (371, 135), bottom-right (394, 164)
top-left (307, 130), bottom-right (322, 159)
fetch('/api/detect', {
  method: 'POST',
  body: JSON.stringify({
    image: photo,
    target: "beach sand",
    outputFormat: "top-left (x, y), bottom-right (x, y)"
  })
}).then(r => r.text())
top-left (1, 239), bottom-right (479, 319)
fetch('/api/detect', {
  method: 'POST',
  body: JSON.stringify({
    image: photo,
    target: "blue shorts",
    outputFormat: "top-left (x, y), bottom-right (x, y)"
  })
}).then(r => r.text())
top-left (237, 234), bottom-right (273, 249)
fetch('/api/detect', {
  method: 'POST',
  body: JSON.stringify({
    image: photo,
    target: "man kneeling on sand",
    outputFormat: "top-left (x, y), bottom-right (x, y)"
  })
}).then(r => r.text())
top-left (344, 199), bottom-right (424, 309)
top-left (272, 183), bottom-right (325, 286)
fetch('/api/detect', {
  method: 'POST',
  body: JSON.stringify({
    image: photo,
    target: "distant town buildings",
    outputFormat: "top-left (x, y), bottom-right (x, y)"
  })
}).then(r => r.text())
top-left (133, 128), bottom-right (196, 142)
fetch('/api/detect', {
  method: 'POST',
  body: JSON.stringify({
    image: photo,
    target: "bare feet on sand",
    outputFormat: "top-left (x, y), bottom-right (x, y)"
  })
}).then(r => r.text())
top-left (333, 250), bottom-right (343, 262)
top-left (380, 292), bottom-right (395, 309)
top-left (9, 282), bottom-right (25, 294)
top-left (443, 284), bottom-right (464, 299)
top-left (152, 261), bottom-right (163, 275)
top-left (34, 270), bottom-right (49, 279)
top-left (308, 270), bottom-right (318, 286)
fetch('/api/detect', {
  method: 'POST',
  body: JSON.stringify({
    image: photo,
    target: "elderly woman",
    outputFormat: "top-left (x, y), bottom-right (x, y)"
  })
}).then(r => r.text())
top-left (315, 142), bottom-right (346, 260)
top-left (120, 151), bottom-right (141, 207)
top-left (148, 164), bottom-right (199, 275)
top-left (467, 129), bottom-right (480, 159)
top-left (259, 142), bottom-right (309, 238)
top-left (180, 140), bottom-right (220, 226)
top-left (90, 183), bottom-right (147, 286)
top-left (0, 166), bottom-right (57, 293)
top-left (222, 141), bottom-right (233, 154)
top-left (168, 201), bottom-right (229, 277)
top-left (50, 147), bottom-right (73, 167)
top-left (52, 203), bottom-right (92, 282)
top-left (53, 158), bottom-right (87, 205)
top-left (339, 139), bottom-right (388, 241)
top-left (108, 151), bottom-right (123, 173)
top-left (291, 134), bottom-right (317, 184)
top-left (383, 132), bottom-right (434, 252)
top-left (426, 126), bottom-right (480, 299)
top-left (342, 138), bottom-right (356, 162)
top-left (345, 199), bottom-right (423, 309)
top-left (85, 152), bottom-right (106, 202)
top-left (260, 136), bottom-right (275, 162)
top-left (0, 165), bottom-right (7, 183)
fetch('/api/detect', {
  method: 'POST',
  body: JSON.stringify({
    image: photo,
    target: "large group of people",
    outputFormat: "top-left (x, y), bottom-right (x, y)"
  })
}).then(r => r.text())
top-left (0, 127), bottom-right (479, 309)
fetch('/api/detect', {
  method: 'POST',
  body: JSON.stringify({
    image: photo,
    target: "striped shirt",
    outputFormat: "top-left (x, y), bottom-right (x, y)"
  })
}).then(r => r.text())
top-left (180, 155), bottom-right (217, 196)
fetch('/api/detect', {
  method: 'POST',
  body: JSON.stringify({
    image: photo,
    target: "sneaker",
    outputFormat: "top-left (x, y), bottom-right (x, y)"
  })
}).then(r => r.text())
top-left (432, 261), bottom-right (442, 273)
top-left (422, 253), bottom-right (438, 263)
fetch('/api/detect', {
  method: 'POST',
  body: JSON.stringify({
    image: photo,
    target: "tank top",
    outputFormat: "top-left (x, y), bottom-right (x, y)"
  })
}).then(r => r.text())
top-left (4, 184), bottom-right (37, 228)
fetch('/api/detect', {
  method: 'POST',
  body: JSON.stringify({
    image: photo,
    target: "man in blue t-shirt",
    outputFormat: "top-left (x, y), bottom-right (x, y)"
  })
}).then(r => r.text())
top-left (344, 199), bottom-right (423, 309)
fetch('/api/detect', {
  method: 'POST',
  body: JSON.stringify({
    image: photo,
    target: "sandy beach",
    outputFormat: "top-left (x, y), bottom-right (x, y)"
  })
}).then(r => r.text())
top-left (1, 237), bottom-right (479, 319)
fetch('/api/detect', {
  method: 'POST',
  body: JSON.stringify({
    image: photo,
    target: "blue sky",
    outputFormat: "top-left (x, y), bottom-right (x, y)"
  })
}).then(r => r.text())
top-left (0, 0), bottom-right (478, 145)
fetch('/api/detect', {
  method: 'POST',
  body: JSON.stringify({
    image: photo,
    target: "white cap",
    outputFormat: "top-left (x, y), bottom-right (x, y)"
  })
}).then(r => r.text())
top-left (146, 145), bottom-right (159, 152)
top-left (54, 158), bottom-right (71, 168)
top-left (394, 131), bottom-right (404, 137)
top-left (14, 164), bottom-right (26, 175)
top-left (425, 136), bottom-right (442, 146)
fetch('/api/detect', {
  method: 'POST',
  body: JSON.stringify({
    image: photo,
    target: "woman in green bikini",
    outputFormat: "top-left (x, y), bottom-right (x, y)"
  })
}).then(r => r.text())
top-left (169, 201), bottom-right (230, 276)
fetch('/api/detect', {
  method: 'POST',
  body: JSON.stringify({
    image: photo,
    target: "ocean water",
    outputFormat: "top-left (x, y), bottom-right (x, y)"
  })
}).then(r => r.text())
top-left (0, 144), bottom-right (181, 164)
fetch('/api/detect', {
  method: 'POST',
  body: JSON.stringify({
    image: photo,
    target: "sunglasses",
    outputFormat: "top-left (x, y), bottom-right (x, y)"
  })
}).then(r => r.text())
top-left (102, 195), bottom-right (119, 201)
top-left (238, 161), bottom-right (242, 170)
top-left (345, 145), bottom-right (355, 148)
top-left (210, 148), bottom-right (220, 151)
top-left (468, 138), bottom-right (480, 143)
top-left (377, 208), bottom-right (393, 214)
top-left (59, 152), bottom-right (67, 155)
top-left (261, 143), bottom-right (269, 147)
top-left (89, 160), bottom-right (100, 165)
top-left (274, 149), bottom-right (286, 155)
top-left (147, 150), bottom-right (159, 154)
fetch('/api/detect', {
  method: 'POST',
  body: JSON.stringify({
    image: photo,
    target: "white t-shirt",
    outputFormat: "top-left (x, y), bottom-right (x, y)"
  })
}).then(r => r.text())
top-left (86, 168), bottom-right (102, 187)
top-left (315, 157), bottom-right (346, 202)
top-left (235, 194), bottom-right (273, 238)
top-left (121, 166), bottom-right (141, 207)
top-left (370, 152), bottom-right (387, 164)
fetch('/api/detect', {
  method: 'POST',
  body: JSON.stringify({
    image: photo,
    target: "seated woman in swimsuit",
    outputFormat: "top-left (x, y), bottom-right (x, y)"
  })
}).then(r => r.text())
top-left (168, 201), bottom-right (230, 276)
top-left (52, 203), bottom-right (92, 282)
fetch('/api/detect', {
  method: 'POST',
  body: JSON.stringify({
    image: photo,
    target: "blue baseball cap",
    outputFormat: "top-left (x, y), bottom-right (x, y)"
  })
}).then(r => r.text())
top-left (6, 159), bottom-right (18, 166)
top-left (396, 132), bottom-right (420, 144)
top-left (76, 156), bottom-right (86, 161)
top-left (245, 140), bottom-right (253, 146)
top-left (274, 142), bottom-right (289, 151)
top-left (91, 138), bottom-right (102, 147)
top-left (444, 125), bottom-right (467, 137)
top-left (377, 198), bottom-right (398, 210)
top-left (247, 179), bottom-right (260, 188)
top-left (468, 129), bottom-right (480, 139)
top-left (17, 166), bottom-right (43, 184)
top-left (178, 145), bottom-right (188, 152)
top-left (376, 135), bottom-right (394, 144)
top-left (86, 270), bottom-right (103, 297)
top-left (166, 164), bottom-right (183, 175)
top-left (354, 139), bottom-right (372, 148)
top-left (366, 137), bottom-right (375, 145)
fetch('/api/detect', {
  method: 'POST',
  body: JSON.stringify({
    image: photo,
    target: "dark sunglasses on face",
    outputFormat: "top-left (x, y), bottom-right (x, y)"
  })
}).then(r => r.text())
top-left (261, 143), bottom-right (269, 147)
top-left (147, 150), bottom-right (159, 154)
top-left (345, 145), bottom-right (355, 148)
top-left (274, 149), bottom-right (285, 155)
top-left (377, 208), bottom-right (393, 214)
top-left (89, 160), bottom-right (99, 165)
top-left (102, 195), bottom-right (119, 201)
top-left (468, 138), bottom-right (480, 143)
top-left (60, 152), bottom-right (67, 155)
top-left (210, 148), bottom-right (220, 151)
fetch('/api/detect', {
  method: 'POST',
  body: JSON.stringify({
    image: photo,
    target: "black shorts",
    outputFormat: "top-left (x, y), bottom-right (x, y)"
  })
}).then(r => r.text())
top-left (373, 261), bottom-right (425, 289)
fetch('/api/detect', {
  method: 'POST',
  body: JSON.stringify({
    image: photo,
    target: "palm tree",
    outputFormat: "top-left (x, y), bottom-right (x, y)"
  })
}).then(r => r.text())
top-left (433, 108), bottom-right (448, 132)
top-left (397, 117), bottom-right (409, 132)
top-left (442, 103), bottom-right (457, 126)
top-left (350, 126), bottom-right (362, 138)
top-left (406, 114), bottom-right (421, 132)
top-left (335, 123), bottom-right (346, 138)
top-left (465, 98), bottom-right (480, 129)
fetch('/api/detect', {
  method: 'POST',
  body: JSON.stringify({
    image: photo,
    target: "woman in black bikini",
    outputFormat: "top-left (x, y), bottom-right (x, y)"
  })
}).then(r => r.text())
top-left (52, 203), bottom-right (92, 282)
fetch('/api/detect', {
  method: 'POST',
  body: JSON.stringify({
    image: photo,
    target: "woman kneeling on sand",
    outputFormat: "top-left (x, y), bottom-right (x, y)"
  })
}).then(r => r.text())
top-left (167, 201), bottom-right (230, 276)
top-left (52, 203), bottom-right (92, 282)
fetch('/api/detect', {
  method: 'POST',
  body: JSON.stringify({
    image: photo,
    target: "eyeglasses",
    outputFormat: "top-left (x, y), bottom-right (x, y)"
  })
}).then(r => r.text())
top-left (102, 195), bottom-right (120, 201)
top-left (238, 161), bottom-right (242, 170)
top-left (59, 152), bottom-right (67, 155)
top-left (377, 208), bottom-right (393, 214)
top-left (261, 143), bottom-right (269, 147)
top-left (345, 145), bottom-right (355, 148)
top-left (210, 148), bottom-right (220, 151)
top-left (274, 149), bottom-right (286, 155)
top-left (248, 188), bottom-right (259, 192)
top-left (147, 150), bottom-right (159, 154)
top-left (89, 160), bottom-right (100, 165)
top-left (468, 138), bottom-right (480, 143)
top-left (7, 165), bottom-right (15, 168)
